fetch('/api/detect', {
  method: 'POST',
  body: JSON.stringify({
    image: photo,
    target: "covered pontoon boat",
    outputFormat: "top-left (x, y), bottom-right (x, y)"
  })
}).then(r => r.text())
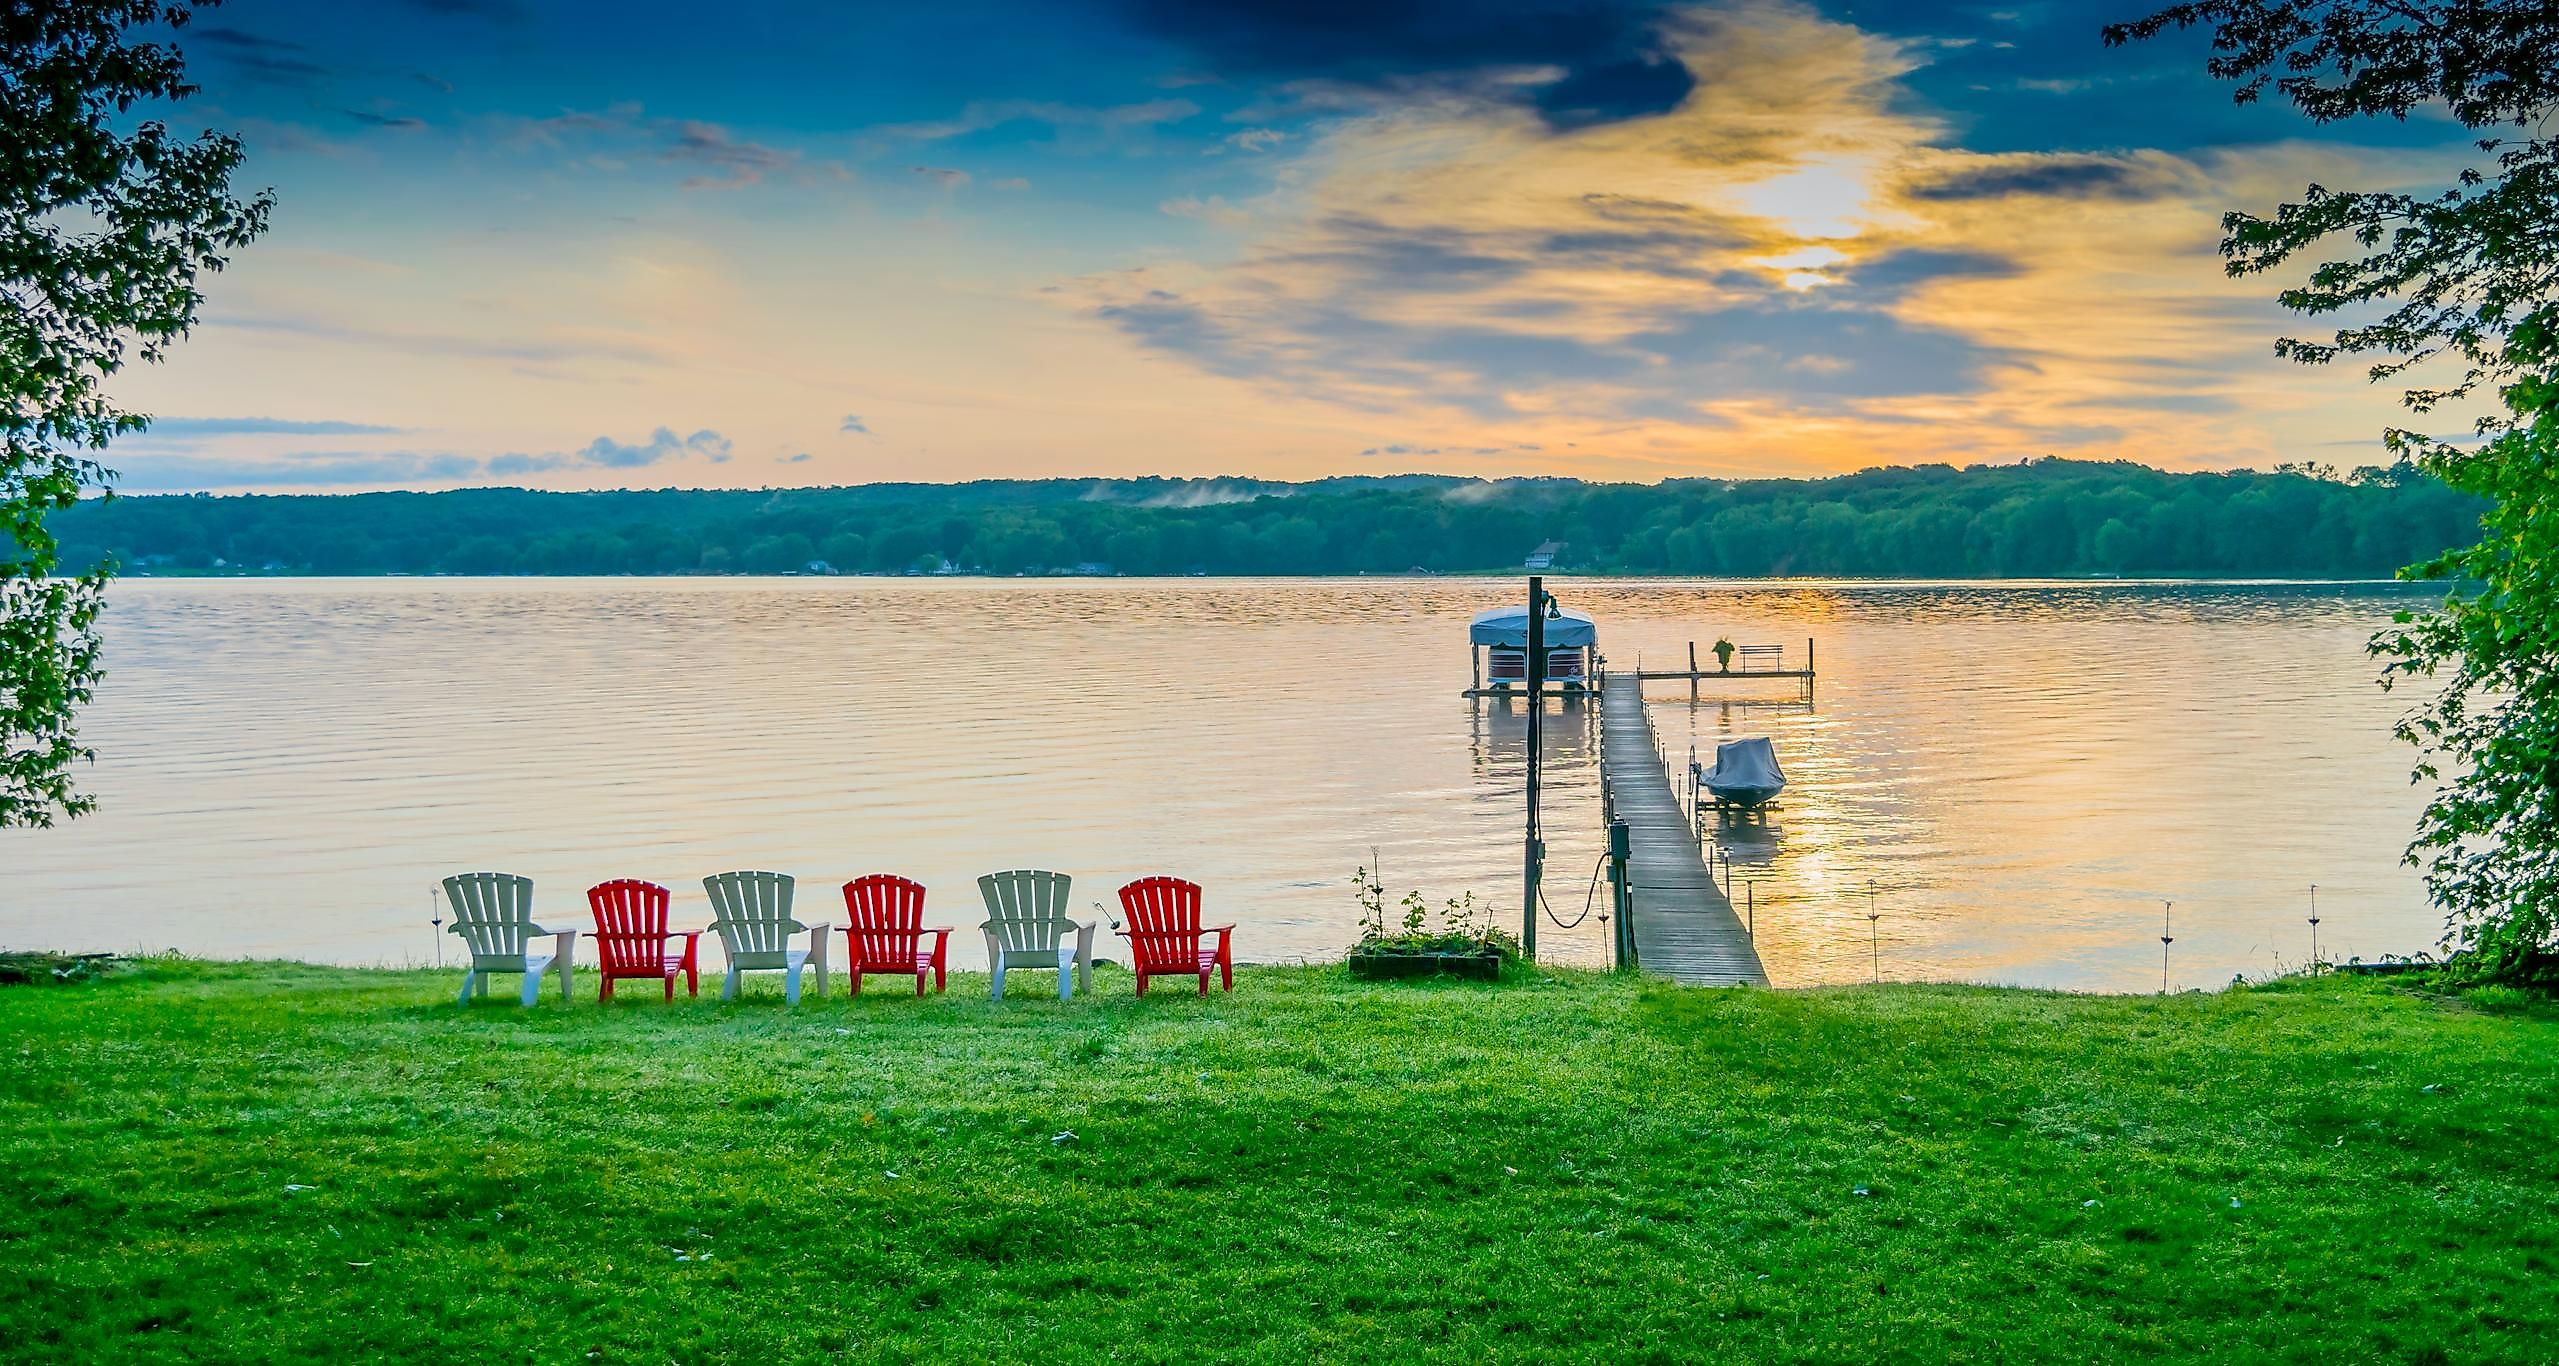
top-left (1695, 736), bottom-right (1786, 808)
top-left (1467, 604), bottom-right (1598, 695)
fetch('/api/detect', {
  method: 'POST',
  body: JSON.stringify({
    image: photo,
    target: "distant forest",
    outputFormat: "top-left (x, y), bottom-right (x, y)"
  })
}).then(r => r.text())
top-left (52, 458), bottom-right (2484, 579)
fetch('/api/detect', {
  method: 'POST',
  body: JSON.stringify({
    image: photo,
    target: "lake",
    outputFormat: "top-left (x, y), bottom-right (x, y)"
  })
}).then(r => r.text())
top-left (0, 577), bottom-right (2442, 991)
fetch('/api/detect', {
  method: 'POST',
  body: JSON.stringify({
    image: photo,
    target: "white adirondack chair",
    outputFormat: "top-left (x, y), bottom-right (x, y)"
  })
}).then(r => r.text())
top-left (977, 869), bottom-right (1095, 1001)
top-left (702, 870), bottom-right (828, 1004)
top-left (441, 872), bottom-right (574, 1007)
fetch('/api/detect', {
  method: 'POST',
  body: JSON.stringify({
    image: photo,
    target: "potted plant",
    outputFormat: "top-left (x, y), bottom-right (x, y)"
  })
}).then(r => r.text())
top-left (1712, 637), bottom-right (1736, 673)
top-left (1343, 867), bottom-right (1520, 980)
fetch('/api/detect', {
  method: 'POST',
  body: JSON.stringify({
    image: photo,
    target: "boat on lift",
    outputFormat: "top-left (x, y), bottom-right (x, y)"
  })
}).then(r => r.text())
top-left (1695, 736), bottom-right (1786, 808)
top-left (1464, 603), bottom-right (1599, 696)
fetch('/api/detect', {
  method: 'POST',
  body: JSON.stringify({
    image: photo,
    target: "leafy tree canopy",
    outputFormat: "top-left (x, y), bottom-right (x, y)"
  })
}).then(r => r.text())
top-left (2113, 0), bottom-right (2559, 980)
top-left (2, 0), bottom-right (269, 826)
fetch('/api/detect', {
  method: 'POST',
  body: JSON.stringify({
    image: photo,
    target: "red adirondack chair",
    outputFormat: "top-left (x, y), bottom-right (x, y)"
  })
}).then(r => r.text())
top-left (840, 875), bottom-right (953, 996)
top-left (585, 878), bottom-right (702, 1002)
top-left (1116, 876), bottom-right (1234, 996)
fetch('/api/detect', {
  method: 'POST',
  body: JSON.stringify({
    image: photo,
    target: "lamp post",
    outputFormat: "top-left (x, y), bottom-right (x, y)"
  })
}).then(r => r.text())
top-left (1523, 575), bottom-right (1548, 958)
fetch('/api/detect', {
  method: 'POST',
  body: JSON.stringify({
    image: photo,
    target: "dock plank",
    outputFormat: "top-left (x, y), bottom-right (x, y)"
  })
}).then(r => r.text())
top-left (1600, 674), bottom-right (1771, 988)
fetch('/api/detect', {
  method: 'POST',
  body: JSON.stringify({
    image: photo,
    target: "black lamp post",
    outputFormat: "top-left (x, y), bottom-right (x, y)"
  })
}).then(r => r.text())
top-left (1522, 576), bottom-right (1561, 957)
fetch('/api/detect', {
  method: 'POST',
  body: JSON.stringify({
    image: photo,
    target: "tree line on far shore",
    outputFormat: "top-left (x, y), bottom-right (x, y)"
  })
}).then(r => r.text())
top-left (53, 457), bottom-right (2483, 580)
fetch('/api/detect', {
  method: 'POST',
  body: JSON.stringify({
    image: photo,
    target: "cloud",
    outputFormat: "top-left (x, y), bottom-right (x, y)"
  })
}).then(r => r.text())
top-left (882, 97), bottom-right (1200, 146)
top-left (663, 120), bottom-right (820, 189)
top-left (115, 428), bottom-right (725, 490)
top-left (840, 414), bottom-right (872, 434)
top-left (1160, 195), bottom-right (1249, 225)
top-left (137, 417), bottom-right (404, 438)
top-left (1117, 0), bottom-right (1694, 129)
top-left (569, 427), bottom-right (731, 469)
top-left (1904, 155), bottom-right (2173, 202)
top-left (495, 106), bottom-right (847, 190)
top-left (188, 27), bottom-right (331, 86)
top-left (109, 452), bottom-right (483, 491)
top-left (1055, 0), bottom-right (2407, 474)
top-left (1216, 128), bottom-right (1288, 154)
top-left (780, 452), bottom-right (814, 464)
top-left (911, 165), bottom-right (971, 187)
top-left (336, 109), bottom-right (428, 130)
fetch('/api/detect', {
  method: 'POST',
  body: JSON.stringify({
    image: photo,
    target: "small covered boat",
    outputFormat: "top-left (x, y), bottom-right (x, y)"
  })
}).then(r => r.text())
top-left (1467, 603), bottom-right (1598, 695)
top-left (1695, 736), bottom-right (1786, 808)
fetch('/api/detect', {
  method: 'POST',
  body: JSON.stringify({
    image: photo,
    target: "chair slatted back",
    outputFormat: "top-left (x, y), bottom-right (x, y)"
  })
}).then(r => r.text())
top-left (443, 872), bottom-right (536, 965)
top-left (1117, 876), bottom-right (1203, 973)
top-left (843, 874), bottom-right (927, 968)
top-left (704, 870), bottom-right (798, 960)
top-left (978, 870), bottom-right (1073, 955)
top-left (587, 879), bottom-right (672, 973)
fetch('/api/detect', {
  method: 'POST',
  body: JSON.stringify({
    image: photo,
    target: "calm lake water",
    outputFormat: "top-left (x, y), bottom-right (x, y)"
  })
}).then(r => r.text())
top-left (0, 577), bottom-right (2442, 991)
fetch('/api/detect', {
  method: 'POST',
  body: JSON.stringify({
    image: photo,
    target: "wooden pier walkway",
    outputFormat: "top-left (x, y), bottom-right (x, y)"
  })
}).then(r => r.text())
top-left (1599, 674), bottom-right (1770, 987)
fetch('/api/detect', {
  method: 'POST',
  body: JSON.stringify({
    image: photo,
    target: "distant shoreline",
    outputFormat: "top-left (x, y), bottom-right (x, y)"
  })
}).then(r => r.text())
top-left (104, 569), bottom-right (2438, 587)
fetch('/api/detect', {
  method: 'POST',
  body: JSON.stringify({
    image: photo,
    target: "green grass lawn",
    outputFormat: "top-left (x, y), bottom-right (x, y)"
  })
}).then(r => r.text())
top-left (4, 961), bottom-right (2554, 1363)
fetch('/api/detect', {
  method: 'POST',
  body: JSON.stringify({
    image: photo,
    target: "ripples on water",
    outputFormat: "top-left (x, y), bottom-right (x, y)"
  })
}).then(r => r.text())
top-left (0, 577), bottom-right (2438, 991)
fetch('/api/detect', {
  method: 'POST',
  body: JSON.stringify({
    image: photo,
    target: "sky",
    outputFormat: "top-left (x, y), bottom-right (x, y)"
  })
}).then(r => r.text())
top-left (101, 0), bottom-right (2484, 492)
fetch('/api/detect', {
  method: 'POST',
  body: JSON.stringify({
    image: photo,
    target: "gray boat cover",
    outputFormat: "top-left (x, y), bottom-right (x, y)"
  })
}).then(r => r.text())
top-left (1469, 604), bottom-right (1598, 648)
top-left (1700, 737), bottom-right (1785, 795)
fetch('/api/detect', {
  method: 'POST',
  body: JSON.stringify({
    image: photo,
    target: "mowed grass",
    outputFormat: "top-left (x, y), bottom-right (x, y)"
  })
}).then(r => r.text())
top-left (3, 962), bottom-right (2555, 1363)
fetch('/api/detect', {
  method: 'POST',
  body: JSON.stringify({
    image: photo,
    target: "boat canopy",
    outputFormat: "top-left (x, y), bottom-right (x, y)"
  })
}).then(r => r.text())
top-left (1469, 604), bottom-right (1598, 649)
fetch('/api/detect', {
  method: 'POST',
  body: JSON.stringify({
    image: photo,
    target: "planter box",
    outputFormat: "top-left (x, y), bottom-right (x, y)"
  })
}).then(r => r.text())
top-left (1347, 949), bottom-right (1502, 981)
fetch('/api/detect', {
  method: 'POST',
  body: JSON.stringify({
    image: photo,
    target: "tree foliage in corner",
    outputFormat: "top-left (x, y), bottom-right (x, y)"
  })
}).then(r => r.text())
top-left (1, 1), bottom-right (266, 826)
top-left (2110, 1), bottom-right (2559, 980)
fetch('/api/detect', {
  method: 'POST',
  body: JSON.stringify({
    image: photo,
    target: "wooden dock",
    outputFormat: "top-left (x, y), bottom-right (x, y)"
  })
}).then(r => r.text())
top-left (1599, 672), bottom-right (1770, 987)
top-left (1630, 639), bottom-right (1816, 703)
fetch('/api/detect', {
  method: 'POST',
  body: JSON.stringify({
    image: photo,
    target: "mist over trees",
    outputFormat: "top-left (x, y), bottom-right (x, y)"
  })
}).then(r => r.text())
top-left (56, 458), bottom-right (2481, 579)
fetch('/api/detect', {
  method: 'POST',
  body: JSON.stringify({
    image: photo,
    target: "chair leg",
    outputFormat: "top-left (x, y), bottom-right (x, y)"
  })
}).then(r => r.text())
top-left (600, 975), bottom-right (615, 1003)
top-left (1056, 945), bottom-right (1075, 1000)
top-left (933, 963), bottom-right (946, 994)
top-left (1221, 961), bottom-right (1233, 992)
top-left (913, 968), bottom-right (926, 998)
top-left (784, 963), bottom-right (803, 1007)
top-left (849, 970), bottom-right (862, 995)
top-left (1136, 972), bottom-right (1148, 997)
top-left (684, 965), bottom-right (698, 998)
top-left (723, 970), bottom-right (740, 1002)
top-left (1199, 969), bottom-right (1211, 997)
top-left (663, 974), bottom-right (675, 1003)
top-left (457, 971), bottom-right (476, 1006)
top-left (475, 973), bottom-right (489, 999)
top-left (990, 962), bottom-right (1006, 1002)
top-left (519, 971), bottom-right (542, 1008)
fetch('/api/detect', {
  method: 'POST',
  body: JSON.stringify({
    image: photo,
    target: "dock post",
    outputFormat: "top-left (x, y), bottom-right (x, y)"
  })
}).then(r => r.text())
top-left (1608, 820), bottom-right (1634, 970)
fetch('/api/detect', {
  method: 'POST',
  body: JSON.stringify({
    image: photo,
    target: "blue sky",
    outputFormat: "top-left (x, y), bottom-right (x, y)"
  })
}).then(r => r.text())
top-left (108, 0), bottom-right (2477, 491)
